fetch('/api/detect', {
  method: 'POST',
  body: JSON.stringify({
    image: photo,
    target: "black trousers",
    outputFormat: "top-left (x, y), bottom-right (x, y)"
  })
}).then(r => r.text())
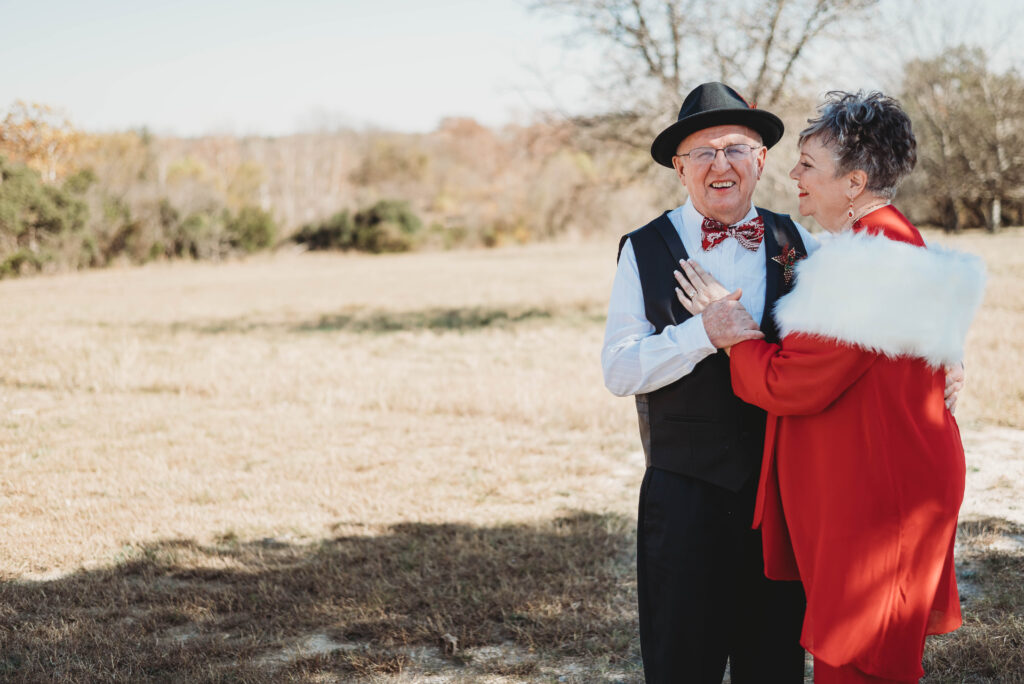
top-left (637, 467), bottom-right (806, 683)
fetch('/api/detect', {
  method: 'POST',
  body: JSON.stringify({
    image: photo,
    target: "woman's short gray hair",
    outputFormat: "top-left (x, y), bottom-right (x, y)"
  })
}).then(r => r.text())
top-left (799, 91), bottom-right (917, 199)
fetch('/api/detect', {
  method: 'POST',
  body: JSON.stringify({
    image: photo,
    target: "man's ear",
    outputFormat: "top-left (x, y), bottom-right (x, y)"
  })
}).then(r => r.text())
top-left (755, 144), bottom-right (767, 179)
top-left (672, 155), bottom-right (685, 184)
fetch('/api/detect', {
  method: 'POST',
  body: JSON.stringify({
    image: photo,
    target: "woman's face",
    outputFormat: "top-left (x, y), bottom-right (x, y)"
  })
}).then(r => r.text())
top-left (789, 136), bottom-right (854, 233)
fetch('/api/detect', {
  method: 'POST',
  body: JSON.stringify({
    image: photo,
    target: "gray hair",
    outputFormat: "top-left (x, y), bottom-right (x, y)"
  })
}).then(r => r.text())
top-left (799, 91), bottom-right (917, 199)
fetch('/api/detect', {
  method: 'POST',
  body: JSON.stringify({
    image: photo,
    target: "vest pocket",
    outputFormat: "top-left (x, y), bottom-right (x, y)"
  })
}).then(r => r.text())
top-left (648, 420), bottom-right (748, 491)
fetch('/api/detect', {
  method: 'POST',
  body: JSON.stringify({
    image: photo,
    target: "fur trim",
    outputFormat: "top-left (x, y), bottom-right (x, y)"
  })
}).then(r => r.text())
top-left (774, 231), bottom-right (986, 367)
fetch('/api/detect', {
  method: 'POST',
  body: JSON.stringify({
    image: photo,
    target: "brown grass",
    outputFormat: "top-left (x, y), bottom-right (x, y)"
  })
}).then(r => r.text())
top-left (930, 227), bottom-right (1024, 428)
top-left (0, 513), bottom-right (636, 682)
top-left (0, 228), bottom-right (1021, 681)
top-left (924, 517), bottom-right (1024, 683)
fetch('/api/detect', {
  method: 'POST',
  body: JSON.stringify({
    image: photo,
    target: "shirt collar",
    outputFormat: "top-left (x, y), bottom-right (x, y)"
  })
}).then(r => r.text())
top-left (682, 198), bottom-right (758, 228)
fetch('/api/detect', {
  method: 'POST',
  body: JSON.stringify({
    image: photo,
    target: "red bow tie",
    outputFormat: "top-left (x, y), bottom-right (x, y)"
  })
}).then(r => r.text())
top-left (701, 215), bottom-right (765, 251)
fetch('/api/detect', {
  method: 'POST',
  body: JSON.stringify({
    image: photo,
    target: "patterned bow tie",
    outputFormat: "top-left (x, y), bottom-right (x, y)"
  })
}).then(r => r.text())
top-left (701, 215), bottom-right (765, 251)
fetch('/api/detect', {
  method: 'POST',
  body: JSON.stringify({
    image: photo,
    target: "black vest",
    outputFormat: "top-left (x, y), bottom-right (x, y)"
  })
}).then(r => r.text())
top-left (618, 208), bottom-right (807, 492)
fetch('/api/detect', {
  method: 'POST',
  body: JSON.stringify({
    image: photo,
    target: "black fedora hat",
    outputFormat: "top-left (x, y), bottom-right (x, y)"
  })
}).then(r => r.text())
top-left (650, 82), bottom-right (784, 168)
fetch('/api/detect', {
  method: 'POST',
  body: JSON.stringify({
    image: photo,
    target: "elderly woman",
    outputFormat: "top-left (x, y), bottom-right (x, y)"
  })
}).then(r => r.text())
top-left (676, 91), bottom-right (986, 683)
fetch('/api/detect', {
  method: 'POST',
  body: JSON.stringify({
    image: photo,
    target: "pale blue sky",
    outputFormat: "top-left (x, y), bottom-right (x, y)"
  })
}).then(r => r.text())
top-left (2, 1), bottom-right (1019, 137)
top-left (0, 0), bottom-right (585, 135)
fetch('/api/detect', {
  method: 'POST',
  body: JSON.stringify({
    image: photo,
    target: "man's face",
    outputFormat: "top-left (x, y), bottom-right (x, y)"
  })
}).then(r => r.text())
top-left (671, 125), bottom-right (766, 225)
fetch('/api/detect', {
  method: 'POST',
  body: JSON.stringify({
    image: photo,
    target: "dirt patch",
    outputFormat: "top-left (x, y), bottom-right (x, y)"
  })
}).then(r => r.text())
top-left (961, 425), bottom-right (1024, 526)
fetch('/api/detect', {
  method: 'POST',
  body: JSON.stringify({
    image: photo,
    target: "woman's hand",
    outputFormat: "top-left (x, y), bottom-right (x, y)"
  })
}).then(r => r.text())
top-left (674, 259), bottom-right (731, 315)
top-left (944, 362), bottom-right (965, 413)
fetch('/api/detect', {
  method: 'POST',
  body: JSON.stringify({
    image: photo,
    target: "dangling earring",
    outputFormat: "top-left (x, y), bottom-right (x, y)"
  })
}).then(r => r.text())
top-left (847, 200), bottom-right (855, 220)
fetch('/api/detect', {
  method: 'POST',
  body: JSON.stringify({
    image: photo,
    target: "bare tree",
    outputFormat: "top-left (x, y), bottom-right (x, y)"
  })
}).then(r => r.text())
top-left (531, 0), bottom-right (878, 152)
top-left (901, 47), bottom-right (1024, 232)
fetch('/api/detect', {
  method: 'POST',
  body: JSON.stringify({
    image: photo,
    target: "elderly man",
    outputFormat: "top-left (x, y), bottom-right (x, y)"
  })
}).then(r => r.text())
top-left (602, 82), bottom-right (814, 682)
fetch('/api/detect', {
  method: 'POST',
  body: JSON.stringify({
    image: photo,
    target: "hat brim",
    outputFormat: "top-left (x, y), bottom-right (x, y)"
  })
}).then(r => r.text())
top-left (651, 109), bottom-right (784, 168)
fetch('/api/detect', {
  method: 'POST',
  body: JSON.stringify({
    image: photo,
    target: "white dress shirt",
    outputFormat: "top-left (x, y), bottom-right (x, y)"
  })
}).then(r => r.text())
top-left (602, 200), bottom-right (819, 397)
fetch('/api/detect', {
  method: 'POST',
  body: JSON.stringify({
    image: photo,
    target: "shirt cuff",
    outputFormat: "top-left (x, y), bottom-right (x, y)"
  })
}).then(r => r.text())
top-left (679, 313), bottom-right (718, 355)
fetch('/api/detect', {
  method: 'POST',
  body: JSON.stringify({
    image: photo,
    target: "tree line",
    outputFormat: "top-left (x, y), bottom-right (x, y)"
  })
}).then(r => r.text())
top-left (0, 2), bottom-right (1021, 277)
top-left (0, 109), bottom-right (646, 276)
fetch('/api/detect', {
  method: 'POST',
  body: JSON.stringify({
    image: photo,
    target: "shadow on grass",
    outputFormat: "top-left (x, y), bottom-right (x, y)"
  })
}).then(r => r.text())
top-left (0, 512), bottom-right (639, 683)
top-left (297, 306), bottom-right (559, 333)
top-left (924, 517), bottom-right (1024, 682)
top-left (155, 303), bottom-right (606, 336)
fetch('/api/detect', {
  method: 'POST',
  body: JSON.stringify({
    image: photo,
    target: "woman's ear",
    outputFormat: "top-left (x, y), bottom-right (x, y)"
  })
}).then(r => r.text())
top-left (846, 169), bottom-right (868, 200)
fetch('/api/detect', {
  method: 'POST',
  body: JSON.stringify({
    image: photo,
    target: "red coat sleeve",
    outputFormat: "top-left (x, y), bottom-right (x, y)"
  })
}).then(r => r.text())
top-left (730, 333), bottom-right (876, 415)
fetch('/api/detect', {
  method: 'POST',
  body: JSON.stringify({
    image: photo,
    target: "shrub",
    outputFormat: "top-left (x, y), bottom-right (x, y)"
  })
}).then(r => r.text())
top-left (0, 157), bottom-right (280, 277)
top-left (0, 155), bottom-right (88, 276)
top-left (351, 199), bottom-right (421, 253)
top-left (62, 168), bottom-right (97, 195)
top-left (293, 200), bottom-right (422, 254)
top-left (0, 248), bottom-right (44, 277)
top-left (226, 206), bottom-right (277, 253)
top-left (169, 211), bottom-right (225, 260)
top-left (294, 210), bottom-right (353, 250)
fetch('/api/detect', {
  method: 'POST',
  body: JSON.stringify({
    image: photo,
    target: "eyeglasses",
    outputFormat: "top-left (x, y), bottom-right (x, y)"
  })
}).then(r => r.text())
top-left (676, 144), bottom-right (762, 165)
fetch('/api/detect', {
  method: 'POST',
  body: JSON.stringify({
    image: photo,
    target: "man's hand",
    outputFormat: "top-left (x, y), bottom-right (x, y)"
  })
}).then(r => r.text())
top-left (944, 361), bottom-right (965, 413)
top-left (674, 259), bottom-right (731, 315)
top-left (702, 289), bottom-right (764, 349)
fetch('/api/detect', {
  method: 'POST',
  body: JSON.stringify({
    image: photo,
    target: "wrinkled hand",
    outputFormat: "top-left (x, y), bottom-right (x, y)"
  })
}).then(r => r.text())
top-left (944, 361), bottom-right (965, 413)
top-left (702, 289), bottom-right (764, 349)
top-left (674, 259), bottom-right (731, 315)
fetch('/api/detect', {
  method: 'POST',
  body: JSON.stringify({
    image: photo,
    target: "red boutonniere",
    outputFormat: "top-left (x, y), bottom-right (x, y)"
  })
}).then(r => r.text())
top-left (771, 246), bottom-right (805, 285)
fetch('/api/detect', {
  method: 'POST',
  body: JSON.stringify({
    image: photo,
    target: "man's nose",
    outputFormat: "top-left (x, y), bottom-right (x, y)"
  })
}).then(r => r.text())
top-left (710, 149), bottom-right (731, 170)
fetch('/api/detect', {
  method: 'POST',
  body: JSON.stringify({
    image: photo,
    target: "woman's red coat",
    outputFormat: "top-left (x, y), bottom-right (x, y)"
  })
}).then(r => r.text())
top-left (729, 209), bottom-right (965, 681)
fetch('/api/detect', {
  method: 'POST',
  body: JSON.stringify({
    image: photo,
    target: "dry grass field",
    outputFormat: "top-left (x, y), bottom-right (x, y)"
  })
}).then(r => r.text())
top-left (0, 228), bottom-right (1022, 682)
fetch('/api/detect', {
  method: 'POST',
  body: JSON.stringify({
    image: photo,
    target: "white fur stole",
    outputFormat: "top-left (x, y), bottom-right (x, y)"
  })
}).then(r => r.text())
top-left (774, 231), bottom-right (987, 367)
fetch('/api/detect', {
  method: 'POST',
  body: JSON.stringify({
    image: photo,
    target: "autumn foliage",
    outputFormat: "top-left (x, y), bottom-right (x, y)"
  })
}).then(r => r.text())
top-left (0, 99), bottom-right (674, 276)
top-left (0, 106), bottom-right (281, 276)
top-left (0, 101), bottom-right (82, 183)
top-left (3, 44), bottom-right (1023, 279)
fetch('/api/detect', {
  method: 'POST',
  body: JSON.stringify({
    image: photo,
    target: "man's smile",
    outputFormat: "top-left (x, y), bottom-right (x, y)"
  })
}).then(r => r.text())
top-left (710, 181), bottom-right (735, 189)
